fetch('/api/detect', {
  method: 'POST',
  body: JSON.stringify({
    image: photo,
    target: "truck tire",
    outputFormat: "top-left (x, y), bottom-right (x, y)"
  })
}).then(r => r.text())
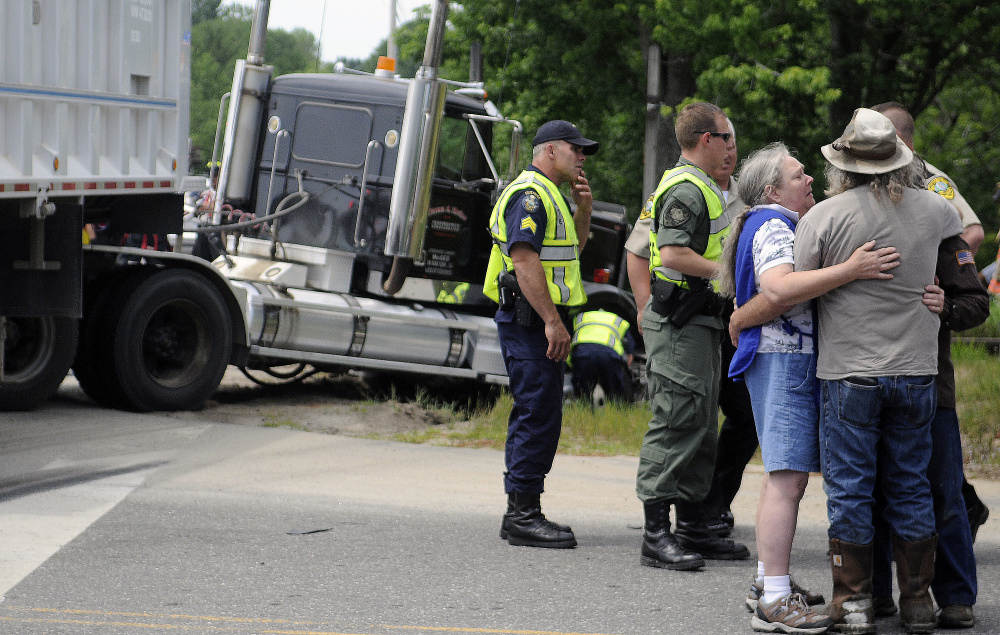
top-left (73, 272), bottom-right (133, 408)
top-left (0, 315), bottom-right (79, 411)
top-left (104, 269), bottom-right (232, 412)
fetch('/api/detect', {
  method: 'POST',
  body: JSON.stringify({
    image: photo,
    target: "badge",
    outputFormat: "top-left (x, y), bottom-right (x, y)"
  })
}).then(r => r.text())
top-left (661, 204), bottom-right (691, 228)
top-left (639, 196), bottom-right (654, 220)
top-left (956, 249), bottom-right (975, 266)
top-left (927, 176), bottom-right (955, 200)
top-left (520, 216), bottom-right (538, 234)
top-left (522, 192), bottom-right (540, 212)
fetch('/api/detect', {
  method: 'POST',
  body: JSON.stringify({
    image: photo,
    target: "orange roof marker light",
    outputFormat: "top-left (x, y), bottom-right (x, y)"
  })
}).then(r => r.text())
top-left (375, 56), bottom-right (396, 79)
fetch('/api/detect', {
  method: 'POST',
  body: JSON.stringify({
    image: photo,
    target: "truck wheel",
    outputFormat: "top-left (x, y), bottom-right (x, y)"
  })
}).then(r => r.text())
top-left (73, 272), bottom-right (132, 408)
top-left (0, 315), bottom-right (78, 411)
top-left (106, 269), bottom-right (232, 412)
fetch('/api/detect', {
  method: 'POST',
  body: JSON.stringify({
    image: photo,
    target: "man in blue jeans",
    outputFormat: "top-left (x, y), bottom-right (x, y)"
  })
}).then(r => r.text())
top-left (867, 102), bottom-right (990, 631)
top-left (869, 232), bottom-right (989, 629)
top-left (793, 108), bottom-right (964, 634)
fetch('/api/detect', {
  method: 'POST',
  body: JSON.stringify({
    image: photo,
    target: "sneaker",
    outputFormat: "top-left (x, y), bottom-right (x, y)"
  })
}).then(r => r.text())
top-left (938, 604), bottom-right (974, 629)
top-left (751, 593), bottom-right (834, 634)
top-left (747, 577), bottom-right (826, 612)
top-left (872, 595), bottom-right (898, 617)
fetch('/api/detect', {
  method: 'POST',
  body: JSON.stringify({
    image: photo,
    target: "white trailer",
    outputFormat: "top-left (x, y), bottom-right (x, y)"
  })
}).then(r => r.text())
top-left (0, 0), bottom-right (222, 409)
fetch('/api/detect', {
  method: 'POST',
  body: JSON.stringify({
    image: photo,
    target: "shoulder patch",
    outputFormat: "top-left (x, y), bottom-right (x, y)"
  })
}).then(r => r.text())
top-left (927, 176), bottom-right (955, 200)
top-left (520, 215), bottom-right (538, 234)
top-left (522, 192), bottom-right (541, 212)
top-left (661, 203), bottom-right (691, 228)
top-left (639, 196), bottom-right (654, 220)
top-left (955, 249), bottom-right (975, 266)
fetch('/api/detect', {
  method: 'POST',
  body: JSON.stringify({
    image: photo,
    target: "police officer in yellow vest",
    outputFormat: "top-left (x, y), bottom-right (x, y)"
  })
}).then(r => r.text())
top-left (484, 120), bottom-right (597, 549)
top-left (568, 310), bottom-right (634, 404)
top-left (635, 103), bottom-right (750, 570)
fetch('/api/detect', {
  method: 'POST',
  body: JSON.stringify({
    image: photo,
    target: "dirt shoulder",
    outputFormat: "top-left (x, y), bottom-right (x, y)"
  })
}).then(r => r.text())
top-left (163, 368), bottom-right (472, 438)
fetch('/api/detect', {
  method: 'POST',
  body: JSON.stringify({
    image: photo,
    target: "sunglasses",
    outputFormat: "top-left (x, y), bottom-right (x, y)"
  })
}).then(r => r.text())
top-left (696, 131), bottom-right (733, 142)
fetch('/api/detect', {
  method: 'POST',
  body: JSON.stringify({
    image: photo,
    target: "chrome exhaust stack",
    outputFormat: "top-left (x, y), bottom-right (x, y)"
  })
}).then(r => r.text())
top-left (217, 0), bottom-right (274, 210)
top-left (383, 0), bottom-right (449, 294)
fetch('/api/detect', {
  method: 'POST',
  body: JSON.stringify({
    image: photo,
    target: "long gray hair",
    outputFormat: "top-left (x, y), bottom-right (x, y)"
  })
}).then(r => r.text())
top-left (824, 161), bottom-right (918, 204)
top-left (718, 142), bottom-right (790, 297)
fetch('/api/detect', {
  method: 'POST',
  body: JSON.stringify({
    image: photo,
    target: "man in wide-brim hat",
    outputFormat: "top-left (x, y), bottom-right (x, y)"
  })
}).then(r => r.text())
top-left (793, 107), bottom-right (965, 634)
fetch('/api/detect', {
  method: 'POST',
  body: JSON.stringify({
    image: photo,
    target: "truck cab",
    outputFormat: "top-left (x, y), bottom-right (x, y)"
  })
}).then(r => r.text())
top-left (240, 72), bottom-right (500, 310)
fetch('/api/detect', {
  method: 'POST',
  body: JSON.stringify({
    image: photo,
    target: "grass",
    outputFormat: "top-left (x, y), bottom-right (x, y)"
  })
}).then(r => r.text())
top-left (393, 391), bottom-right (649, 455)
top-left (262, 414), bottom-right (308, 431)
top-left (389, 339), bottom-right (1000, 475)
top-left (953, 342), bottom-right (1000, 474)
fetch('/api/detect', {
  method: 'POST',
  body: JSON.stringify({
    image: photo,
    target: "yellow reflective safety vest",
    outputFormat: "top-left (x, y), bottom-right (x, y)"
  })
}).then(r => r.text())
top-left (436, 282), bottom-right (469, 304)
top-left (484, 169), bottom-right (586, 306)
top-left (569, 310), bottom-right (630, 363)
top-left (647, 164), bottom-right (729, 289)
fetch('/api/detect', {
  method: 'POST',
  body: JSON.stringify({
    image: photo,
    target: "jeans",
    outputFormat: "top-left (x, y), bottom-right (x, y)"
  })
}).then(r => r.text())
top-left (872, 408), bottom-right (977, 605)
top-left (819, 375), bottom-right (936, 545)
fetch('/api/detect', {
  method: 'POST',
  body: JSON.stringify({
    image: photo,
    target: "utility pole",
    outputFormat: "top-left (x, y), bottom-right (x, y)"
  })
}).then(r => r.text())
top-left (643, 43), bottom-right (663, 199)
top-left (387, 0), bottom-right (399, 59)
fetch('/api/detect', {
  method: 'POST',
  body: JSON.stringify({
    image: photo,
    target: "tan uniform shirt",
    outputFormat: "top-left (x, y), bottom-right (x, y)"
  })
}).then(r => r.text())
top-left (922, 159), bottom-right (980, 229)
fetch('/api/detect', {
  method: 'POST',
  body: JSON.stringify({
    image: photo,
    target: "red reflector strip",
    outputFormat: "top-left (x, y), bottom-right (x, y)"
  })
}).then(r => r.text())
top-left (124, 182), bottom-right (136, 189)
top-left (61, 182), bottom-right (77, 190)
top-left (159, 181), bottom-right (172, 188)
top-left (142, 181), bottom-right (154, 188)
top-left (14, 183), bottom-right (31, 192)
top-left (84, 182), bottom-right (97, 190)
top-left (104, 182), bottom-right (118, 189)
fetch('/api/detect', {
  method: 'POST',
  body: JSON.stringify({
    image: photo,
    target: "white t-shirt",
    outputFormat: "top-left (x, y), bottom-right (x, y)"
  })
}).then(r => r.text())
top-left (749, 205), bottom-right (814, 354)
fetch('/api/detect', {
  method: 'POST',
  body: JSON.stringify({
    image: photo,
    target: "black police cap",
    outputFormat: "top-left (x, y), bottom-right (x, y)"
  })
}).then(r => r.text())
top-left (531, 120), bottom-right (599, 155)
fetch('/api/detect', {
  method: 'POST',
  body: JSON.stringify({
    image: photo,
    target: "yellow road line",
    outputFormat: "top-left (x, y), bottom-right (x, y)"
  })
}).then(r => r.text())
top-left (0, 607), bottom-right (625, 635)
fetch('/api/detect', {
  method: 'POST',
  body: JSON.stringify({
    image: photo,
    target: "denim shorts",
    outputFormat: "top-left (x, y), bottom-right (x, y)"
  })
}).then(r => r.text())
top-left (744, 352), bottom-right (820, 473)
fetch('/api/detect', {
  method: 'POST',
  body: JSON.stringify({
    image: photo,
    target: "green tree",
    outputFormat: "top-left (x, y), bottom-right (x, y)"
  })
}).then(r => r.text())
top-left (192, 0), bottom-right (221, 25)
top-left (189, 4), bottom-right (324, 169)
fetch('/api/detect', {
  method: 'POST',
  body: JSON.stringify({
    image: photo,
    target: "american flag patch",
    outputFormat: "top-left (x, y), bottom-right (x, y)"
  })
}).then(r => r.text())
top-left (956, 250), bottom-right (975, 266)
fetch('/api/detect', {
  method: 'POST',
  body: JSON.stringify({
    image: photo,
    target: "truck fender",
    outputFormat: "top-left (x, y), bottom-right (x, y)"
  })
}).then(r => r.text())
top-left (82, 245), bottom-right (249, 362)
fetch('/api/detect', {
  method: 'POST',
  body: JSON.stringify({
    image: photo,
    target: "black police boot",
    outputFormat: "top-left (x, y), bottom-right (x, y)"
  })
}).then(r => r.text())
top-left (674, 500), bottom-right (750, 560)
top-left (503, 492), bottom-right (577, 549)
top-left (640, 500), bottom-right (704, 570)
top-left (500, 492), bottom-right (570, 540)
top-left (706, 508), bottom-right (735, 538)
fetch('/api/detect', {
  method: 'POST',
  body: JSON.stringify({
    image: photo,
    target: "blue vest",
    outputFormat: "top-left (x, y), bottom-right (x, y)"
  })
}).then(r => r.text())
top-left (728, 208), bottom-right (796, 378)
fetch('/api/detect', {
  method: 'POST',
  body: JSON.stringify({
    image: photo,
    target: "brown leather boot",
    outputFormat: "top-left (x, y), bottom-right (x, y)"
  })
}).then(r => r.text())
top-left (826, 538), bottom-right (875, 634)
top-left (893, 534), bottom-right (937, 634)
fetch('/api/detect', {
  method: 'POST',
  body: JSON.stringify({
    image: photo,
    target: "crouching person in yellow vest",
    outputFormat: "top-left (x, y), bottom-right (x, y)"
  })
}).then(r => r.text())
top-left (483, 120), bottom-right (597, 549)
top-left (567, 310), bottom-right (634, 405)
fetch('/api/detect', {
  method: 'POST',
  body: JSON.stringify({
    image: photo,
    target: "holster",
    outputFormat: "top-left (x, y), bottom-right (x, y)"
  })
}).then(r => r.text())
top-left (498, 270), bottom-right (539, 327)
top-left (651, 275), bottom-right (725, 328)
top-left (650, 276), bottom-right (680, 317)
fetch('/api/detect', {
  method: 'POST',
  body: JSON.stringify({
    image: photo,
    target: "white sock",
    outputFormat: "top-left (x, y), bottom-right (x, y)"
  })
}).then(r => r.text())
top-left (762, 574), bottom-right (792, 605)
top-left (756, 561), bottom-right (765, 584)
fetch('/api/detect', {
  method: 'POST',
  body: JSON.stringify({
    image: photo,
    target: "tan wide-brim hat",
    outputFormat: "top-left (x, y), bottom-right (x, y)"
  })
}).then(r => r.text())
top-left (821, 108), bottom-right (913, 175)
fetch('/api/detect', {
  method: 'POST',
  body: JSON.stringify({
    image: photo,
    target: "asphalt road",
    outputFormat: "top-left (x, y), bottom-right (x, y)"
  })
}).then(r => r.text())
top-left (0, 380), bottom-right (997, 634)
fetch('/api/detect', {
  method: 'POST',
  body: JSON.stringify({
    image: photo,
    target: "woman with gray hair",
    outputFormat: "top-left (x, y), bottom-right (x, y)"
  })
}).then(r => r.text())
top-left (721, 142), bottom-right (900, 634)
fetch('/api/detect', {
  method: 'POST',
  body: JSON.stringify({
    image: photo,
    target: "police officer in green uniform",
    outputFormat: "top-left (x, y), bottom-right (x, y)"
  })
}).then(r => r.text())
top-left (483, 120), bottom-right (597, 548)
top-left (636, 102), bottom-right (750, 570)
top-left (568, 309), bottom-right (634, 404)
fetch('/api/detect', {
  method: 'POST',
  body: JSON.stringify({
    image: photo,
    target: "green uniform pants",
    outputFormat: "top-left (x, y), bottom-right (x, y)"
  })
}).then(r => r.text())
top-left (636, 308), bottom-right (723, 504)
